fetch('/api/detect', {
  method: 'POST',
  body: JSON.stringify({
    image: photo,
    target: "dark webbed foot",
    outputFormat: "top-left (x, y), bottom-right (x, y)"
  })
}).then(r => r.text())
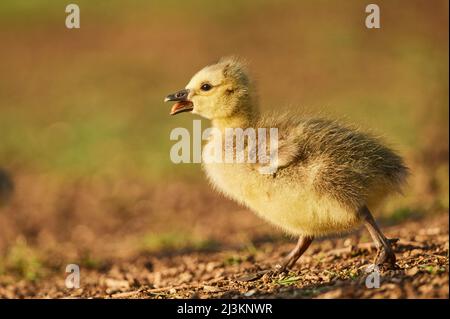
top-left (374, 238), bottom-right (398, 268)
top-left (236, 266), bottom-right (290, 282)
top-left (360, 206), bottom-right (398, 269)
top-left (235, 270), bottom-right (271, 282)
top-left (375, 245), bottom-right (396, 266)
top-left (236, 236), bottom-right (313, 282)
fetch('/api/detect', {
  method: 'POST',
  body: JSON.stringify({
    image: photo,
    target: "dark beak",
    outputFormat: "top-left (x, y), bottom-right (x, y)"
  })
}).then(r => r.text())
top-left (164, 89), bottom-right (194, 115)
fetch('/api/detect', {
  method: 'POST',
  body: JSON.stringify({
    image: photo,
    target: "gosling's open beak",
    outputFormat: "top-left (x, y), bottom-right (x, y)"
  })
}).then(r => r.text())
top-left (164, 89), bottom-right (194, 115)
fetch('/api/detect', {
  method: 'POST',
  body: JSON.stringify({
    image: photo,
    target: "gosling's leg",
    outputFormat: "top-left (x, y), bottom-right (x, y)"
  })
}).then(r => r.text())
top-left (236, 236), bottom-right (313, 281)
top-left (359, 205), bottom-right (396, 267)
top-left (276, 235), bottom-right (314, 272)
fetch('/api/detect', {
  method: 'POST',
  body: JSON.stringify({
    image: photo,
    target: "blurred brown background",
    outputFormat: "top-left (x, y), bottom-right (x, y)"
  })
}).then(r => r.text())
top-left (0, 0), bottom-right (448, 282)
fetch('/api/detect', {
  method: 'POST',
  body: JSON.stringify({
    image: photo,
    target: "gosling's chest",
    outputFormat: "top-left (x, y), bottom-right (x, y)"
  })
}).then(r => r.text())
top-left (202, 162), bottom-right (261, 203)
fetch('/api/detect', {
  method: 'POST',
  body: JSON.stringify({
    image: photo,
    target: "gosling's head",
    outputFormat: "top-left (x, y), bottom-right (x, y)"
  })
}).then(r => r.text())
top-left (165, 57), bottom-right (254, 120)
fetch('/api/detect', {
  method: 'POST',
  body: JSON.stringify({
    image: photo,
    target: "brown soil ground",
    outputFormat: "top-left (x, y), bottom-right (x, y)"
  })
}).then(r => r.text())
top-left (0, 165), bottom-right (448, 299)
top-left (0, 211), bottom-right (447, 299)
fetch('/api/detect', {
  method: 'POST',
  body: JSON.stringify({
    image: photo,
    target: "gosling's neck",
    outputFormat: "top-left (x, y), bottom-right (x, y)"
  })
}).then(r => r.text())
top-left (212, 101), bottom-right (260, 131)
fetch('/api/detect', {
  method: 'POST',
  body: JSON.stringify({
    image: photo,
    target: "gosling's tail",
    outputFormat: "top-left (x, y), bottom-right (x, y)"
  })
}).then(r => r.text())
top-left (377, 148), bottom-right (410, 196)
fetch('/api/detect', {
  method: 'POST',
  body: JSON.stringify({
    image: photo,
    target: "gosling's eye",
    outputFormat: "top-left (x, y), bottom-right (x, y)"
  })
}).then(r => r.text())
top-left (200, 83), bottom-right (212, 91)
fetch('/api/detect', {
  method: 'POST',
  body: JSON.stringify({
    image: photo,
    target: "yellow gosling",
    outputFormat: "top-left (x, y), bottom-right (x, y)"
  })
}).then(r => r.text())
top-left (165, 57), bottom-right (409, 272)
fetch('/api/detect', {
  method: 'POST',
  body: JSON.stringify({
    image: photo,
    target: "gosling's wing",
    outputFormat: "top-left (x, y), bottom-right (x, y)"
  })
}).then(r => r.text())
top-left (256, 112), bottom-right (306, 170)
top-left (274, 133), bottom-right (302, 169)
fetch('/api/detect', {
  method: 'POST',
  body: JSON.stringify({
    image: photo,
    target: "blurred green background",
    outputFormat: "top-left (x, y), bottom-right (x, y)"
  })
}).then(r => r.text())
top-left (0, 0), bottom-right (448, 280)
top-left (0, 0), bottom-right (447, 179)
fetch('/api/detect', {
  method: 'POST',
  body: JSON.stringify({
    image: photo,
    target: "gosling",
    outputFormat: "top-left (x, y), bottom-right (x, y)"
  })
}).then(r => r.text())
top-left (165, 57), bottom-right (408, 272)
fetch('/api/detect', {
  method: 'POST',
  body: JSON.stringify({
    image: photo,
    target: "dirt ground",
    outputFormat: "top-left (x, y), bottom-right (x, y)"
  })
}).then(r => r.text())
top-left (0, 161), bottom-right (448, 299)
top-left (0, 211), bottom-right (447, 299)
